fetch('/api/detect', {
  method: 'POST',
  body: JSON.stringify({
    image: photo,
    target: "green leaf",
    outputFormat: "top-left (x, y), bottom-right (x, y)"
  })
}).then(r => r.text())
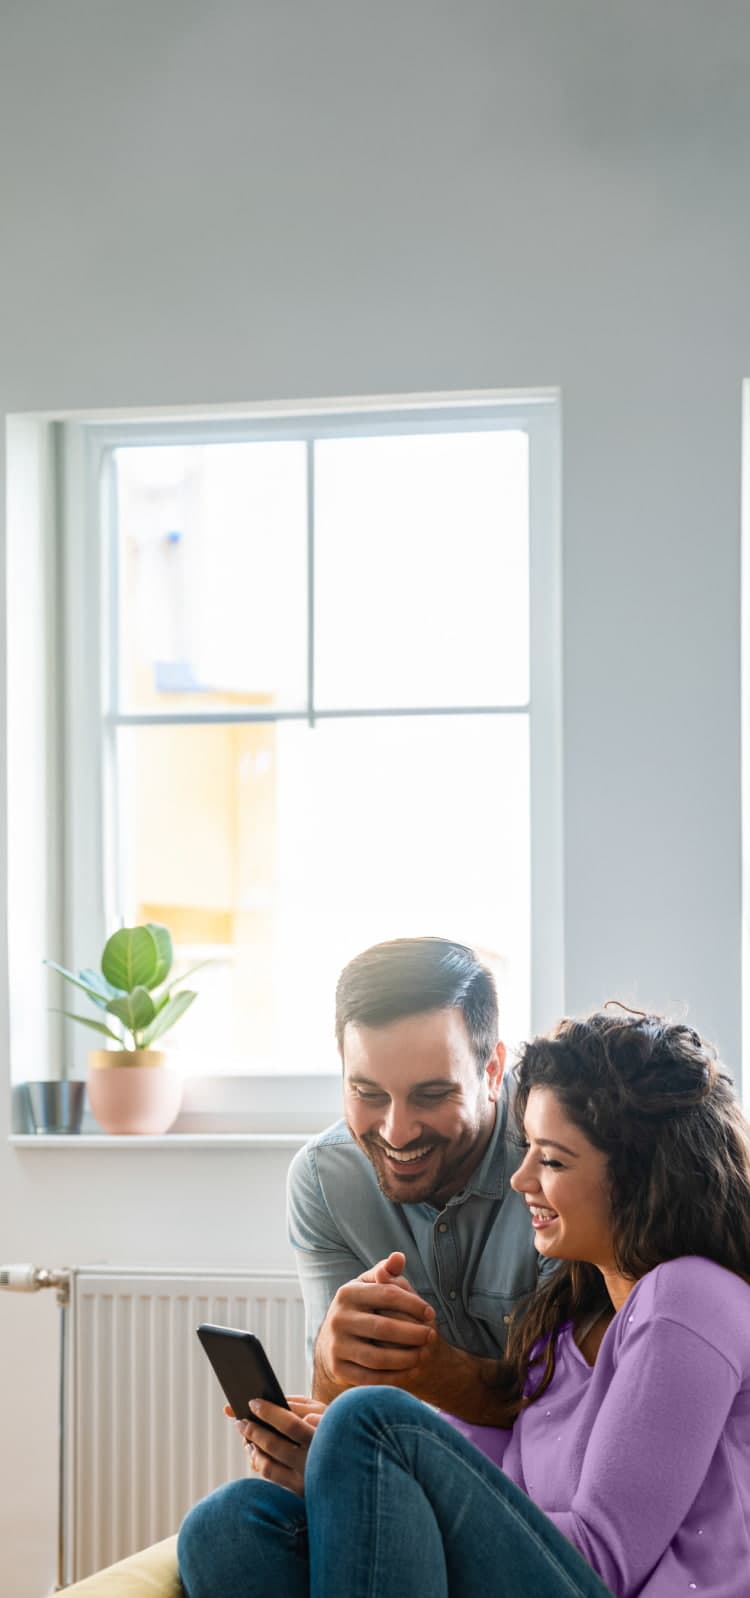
top-left (105, 987), bottom-right (156, 1033)
top-left (139, 990), bottom-right (196, 1048)
top-left (45, 961), bottom-right (117, 1011)
top-left (55, 1009), bottom-right (126, 1045)
top-left (80, 967), bottom-right (123, 1001)
top-left (150, 985), bottom-right (178, 1017)
top-left (101, 926), bottom-right (161, 993)
top-left (144, 923), bottom-right (173, 986)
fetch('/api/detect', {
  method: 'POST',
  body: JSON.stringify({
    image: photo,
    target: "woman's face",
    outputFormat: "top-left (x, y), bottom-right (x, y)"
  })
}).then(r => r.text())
top-left (510, 1086), bottom-right (615, 1270)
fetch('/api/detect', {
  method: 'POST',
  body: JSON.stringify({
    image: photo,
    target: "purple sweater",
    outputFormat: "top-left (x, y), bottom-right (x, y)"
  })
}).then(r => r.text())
top-left (444, 1256), bottom-right (750, 1597)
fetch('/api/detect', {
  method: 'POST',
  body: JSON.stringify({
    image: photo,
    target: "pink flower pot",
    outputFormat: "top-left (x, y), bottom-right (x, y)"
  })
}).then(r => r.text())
top-left (87, 1050), bottom-right (183, 1135)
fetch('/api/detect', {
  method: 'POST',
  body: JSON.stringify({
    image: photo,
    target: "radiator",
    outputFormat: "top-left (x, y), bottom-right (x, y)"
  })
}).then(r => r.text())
top-left (66, 1268), bottom-right (305, 1582)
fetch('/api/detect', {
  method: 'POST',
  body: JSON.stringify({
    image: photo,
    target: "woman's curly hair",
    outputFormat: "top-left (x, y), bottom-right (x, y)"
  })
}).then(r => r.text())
top-left (501, 1006), bottom-right (750, 1411)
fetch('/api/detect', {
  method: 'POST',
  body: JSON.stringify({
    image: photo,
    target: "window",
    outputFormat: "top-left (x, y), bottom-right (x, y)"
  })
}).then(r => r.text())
top-left (55, 394), bottom-right (561, 1091)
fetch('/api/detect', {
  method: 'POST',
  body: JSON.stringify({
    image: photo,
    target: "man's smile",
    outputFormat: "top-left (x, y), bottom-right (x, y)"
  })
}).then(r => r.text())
top-left (378, 1142), bottom-right (437, 1171)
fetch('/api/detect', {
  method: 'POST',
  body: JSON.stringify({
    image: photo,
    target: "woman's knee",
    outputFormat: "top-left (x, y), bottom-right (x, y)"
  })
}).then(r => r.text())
top-left (308, 1384), bottom-right (425, 1484)
top-left (324, 1384), bottom-right (422, 1434)
top-left (178, 1477), bottom-right (305, 1596)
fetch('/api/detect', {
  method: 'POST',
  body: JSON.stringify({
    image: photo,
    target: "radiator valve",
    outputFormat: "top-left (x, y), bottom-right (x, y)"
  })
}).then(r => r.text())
top-left (0, 1264), bottom-right (70, 1304)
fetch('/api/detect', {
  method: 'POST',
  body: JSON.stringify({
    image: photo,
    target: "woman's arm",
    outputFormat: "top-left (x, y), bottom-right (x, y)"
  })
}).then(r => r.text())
top-left (547, 1315), bottom-right (741, 1595)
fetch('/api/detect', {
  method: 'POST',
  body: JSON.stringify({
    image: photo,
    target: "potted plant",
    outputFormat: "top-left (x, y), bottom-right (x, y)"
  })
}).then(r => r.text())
top-left (47, 922), bottom-right (201, 1135)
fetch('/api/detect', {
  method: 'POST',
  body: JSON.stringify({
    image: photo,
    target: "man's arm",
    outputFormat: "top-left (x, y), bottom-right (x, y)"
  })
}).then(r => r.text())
top-left (287, 1141), bottom-right (373, 1367)
top-left (288, 1147), bottom-right (518, 1420)
top-left (288, 1142), bottom-right (438, 1396)
top-left (398, 1333), bottom-right (518, 1424)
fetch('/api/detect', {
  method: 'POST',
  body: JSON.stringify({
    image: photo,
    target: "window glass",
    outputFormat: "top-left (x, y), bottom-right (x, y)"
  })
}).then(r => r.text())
top-left (116, 715), bottom-right (530, 1072)
top-left (314, 430), bottom-right (529, 708)
top-left (94, 411), bottom-right (545, 1080)
top-left (114, 442), bottom-right (308, 711)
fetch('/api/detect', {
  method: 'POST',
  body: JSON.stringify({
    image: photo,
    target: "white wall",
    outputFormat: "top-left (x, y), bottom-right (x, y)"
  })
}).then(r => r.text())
top-left (1, 3), bottom-right (748, 1592)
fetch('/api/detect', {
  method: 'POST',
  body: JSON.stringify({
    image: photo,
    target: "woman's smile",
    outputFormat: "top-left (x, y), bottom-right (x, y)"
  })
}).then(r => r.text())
top-left (527, 1202), bottom-right (558, 1229)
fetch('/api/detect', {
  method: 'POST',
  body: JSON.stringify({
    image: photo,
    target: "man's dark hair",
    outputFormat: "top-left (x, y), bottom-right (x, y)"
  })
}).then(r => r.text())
top-left (335, 936), bottom-right (499, 1072)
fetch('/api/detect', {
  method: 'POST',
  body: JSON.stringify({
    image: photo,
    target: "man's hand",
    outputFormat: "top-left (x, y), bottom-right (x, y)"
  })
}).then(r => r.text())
top-left (359, 1250), bottom-right (415, 1295)
top-left (313, 1252), bottom-right (519, 1422)
top-left (230, 1396), bottom-right (325, 1497)
top-left (312, 1251), bottom-right (437, 1400)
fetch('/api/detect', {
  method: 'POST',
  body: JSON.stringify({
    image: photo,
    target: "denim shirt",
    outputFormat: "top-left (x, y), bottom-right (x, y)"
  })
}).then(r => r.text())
top-left (287, 1076), bottom-right (548, 1367)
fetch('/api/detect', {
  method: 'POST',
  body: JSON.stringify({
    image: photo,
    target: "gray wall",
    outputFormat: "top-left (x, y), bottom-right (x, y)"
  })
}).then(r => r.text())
top-left (1, 4), bottom-right (747, 1592)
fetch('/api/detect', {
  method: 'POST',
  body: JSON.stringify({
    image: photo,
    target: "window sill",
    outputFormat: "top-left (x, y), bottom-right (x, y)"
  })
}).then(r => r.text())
top-left (10, 1072), bottom-right (343, 1137)
top-left (9, 1131), bottom-right (309, 1149)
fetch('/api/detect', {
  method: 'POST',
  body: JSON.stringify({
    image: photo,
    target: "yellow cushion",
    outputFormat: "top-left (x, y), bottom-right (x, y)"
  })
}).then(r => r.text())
top-left (57, 1536), bottom-right (181, 1598)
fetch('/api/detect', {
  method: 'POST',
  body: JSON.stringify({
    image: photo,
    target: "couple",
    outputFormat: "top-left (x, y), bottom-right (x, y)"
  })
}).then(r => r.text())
top-left (179, 939), bottom-right (750, 1597)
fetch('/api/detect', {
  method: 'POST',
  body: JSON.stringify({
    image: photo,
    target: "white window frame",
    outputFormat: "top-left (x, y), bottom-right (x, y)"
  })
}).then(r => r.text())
top-left (34, 388), bottom-right (562, 1131)
top-left (741, 377), bottom-right (750, 1112)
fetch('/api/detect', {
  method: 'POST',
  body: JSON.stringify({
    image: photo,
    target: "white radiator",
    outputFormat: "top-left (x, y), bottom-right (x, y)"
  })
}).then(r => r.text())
top-left (66, 1268), bottom-right (305, 1582)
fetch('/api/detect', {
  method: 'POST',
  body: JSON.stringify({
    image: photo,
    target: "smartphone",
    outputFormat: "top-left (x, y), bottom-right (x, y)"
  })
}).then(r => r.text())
top-left (197, 1323), bottom-right (294, 1440)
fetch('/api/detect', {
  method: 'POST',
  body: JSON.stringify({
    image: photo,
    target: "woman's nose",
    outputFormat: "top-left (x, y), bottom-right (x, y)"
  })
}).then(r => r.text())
top-left (510, 1155), bottom-right (538, 1194)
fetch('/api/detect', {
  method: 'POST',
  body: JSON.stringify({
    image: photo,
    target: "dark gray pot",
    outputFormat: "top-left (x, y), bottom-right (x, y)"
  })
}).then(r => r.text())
top-left (25, 1080), bottom-right (86, 1134)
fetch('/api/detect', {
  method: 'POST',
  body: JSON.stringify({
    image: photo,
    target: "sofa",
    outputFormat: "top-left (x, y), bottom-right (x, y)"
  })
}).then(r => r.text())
top-left (57, 1537), bottom-right (181, 1597)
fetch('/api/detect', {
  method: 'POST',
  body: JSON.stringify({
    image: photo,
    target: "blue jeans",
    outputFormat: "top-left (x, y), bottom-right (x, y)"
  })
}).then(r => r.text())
top-left (178, 1386), bottom-right (613, 1598)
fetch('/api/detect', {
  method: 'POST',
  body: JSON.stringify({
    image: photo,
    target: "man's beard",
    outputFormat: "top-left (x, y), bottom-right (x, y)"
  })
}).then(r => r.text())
top-left (350, 1125), bottom-right (449, 1202)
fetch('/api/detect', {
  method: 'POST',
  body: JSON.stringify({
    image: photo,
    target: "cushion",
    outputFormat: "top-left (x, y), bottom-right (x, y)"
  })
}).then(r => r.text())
top-left (57, 1536), bottom-right (181, 1598)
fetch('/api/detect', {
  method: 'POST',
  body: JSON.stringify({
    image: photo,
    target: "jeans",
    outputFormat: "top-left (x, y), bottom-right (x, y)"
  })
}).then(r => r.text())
top-left (178, 1386), bottom-right (613, 1598)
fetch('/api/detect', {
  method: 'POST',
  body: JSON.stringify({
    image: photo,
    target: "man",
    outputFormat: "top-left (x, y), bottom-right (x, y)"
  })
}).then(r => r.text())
top-left (287, 936), bottom-right (550, 1422)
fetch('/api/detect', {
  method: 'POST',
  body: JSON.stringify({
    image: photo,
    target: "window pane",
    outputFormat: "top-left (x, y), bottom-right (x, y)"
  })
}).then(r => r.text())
top-left (116, 715), bottom-right (530, 1073)
top-left (114, 442), bottom-right (308, 711)
top-left (314, 431), bottom-right (529, 708)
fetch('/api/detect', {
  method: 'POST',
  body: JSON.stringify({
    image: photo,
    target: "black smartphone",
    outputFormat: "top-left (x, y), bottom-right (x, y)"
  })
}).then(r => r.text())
top-left (197, 1323), bottom-right (294, 1440)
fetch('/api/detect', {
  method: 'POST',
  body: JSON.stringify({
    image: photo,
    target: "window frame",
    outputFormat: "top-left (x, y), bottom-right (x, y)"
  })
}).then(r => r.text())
top-left (55, 390), bottom-right (562, 1125)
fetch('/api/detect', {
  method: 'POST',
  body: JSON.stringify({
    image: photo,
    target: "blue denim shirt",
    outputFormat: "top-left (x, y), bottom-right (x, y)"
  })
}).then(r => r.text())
top-left (287, 1076), bottom-right (548, 1366)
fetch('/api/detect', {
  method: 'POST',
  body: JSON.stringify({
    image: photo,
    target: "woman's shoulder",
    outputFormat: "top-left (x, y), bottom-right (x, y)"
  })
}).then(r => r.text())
top-left (635, 1254), bottom-right (750, 1304)
top-left (623, 1257), bottom-right (750, 1365)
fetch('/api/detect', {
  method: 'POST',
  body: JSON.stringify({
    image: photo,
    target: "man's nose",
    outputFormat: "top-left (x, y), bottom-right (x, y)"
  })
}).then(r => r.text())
top-left (380, 1103), bottom-right (420, 1148)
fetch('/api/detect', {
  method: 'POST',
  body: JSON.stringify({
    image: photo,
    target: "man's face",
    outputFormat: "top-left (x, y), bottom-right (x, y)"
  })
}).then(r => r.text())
top-left (342, 1007), bottom-right (505, 1206)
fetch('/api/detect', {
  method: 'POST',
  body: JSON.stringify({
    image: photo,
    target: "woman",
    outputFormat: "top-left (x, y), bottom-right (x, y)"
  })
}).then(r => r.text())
top-left (178, 1009), bottom-right (750, 1597)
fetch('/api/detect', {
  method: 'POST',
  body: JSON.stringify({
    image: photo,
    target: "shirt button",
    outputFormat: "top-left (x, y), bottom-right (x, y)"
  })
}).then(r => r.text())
top-left (449, 1289), bottom-right (457, 1300)
top-left (438, 1223), bottom-right (448, 1233)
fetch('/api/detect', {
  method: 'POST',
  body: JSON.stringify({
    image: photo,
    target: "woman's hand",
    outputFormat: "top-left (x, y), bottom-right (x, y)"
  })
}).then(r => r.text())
top-left (226, 1396), bottom-right (327, 1497)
